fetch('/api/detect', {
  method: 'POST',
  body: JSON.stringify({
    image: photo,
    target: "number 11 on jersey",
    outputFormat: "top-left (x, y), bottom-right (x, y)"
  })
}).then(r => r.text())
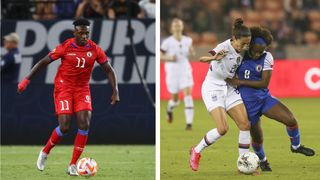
top-left (76, 57), bottom-right (86, 68)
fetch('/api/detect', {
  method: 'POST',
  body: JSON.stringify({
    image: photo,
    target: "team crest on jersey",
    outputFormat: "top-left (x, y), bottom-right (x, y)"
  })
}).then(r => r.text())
top-left (236, 57), bottom-right (241, 64)
top-left (256, 65), bottom-right (263, 72)
top-left (87, 52), bottom-right (92, 57)
top-left (85, 95), bottom-right (91, 103)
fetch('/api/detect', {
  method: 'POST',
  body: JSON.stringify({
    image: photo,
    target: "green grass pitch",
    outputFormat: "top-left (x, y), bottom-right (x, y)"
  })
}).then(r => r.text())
top-left (161, 98), bottom-right (320, 180)
top-left (1, 145), bottom-right (154, 179)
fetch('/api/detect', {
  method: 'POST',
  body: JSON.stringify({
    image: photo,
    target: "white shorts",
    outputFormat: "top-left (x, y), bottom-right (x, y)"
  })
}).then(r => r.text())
top-left (165, 63), bottom-right (194, 94)
top-left (201, 80), bottom-right (243, 112)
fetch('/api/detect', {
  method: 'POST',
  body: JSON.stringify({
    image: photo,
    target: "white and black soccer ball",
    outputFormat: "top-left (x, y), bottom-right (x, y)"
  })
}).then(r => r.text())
top-left (237, 152), bottom-right (259, 174)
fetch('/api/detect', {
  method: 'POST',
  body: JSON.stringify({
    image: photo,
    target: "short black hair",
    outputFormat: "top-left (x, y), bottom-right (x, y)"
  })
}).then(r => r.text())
top-left (250, 26), bottom-right (273, 46)
top-left (73, 18), bottom-right (90, 27)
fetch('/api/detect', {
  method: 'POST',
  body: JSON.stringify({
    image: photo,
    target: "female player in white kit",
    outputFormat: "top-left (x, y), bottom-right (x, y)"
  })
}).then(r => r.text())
top-left (189, 18), bottom-right (252, 171)
top-left (161, 18), bottom-right (195, 130)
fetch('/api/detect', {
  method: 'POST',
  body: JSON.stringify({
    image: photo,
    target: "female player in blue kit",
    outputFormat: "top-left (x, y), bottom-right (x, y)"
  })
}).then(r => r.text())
top-left (226, 26), bottom-right (315, 171)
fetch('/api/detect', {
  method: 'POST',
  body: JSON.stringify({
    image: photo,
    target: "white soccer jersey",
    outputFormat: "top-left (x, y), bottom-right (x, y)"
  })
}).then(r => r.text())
top-left (161, 35), bottom-right (194, 93)
top-left (161, 35), bottom-right (193, 64)
top-left (205, 39), bottom-right (244, 85)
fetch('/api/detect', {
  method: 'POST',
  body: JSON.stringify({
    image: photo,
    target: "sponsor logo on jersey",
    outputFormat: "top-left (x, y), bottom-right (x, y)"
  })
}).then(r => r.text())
top-left (87, 52), bottom-right (92, 57)
top-left (256, 65), bottom-right (262, 72)
top-left (67, 53), bottom-right (76, 56)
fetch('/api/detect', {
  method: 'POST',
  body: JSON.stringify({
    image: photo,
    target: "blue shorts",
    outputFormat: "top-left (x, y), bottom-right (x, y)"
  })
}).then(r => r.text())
top-left (242, 95), bottom-right (279, 125)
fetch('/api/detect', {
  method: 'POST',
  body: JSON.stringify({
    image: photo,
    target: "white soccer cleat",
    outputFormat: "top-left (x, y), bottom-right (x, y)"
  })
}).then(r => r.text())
top-left (36, 150), bottom-right (48, 171)
top-left (67, 164), bottom-right (79, 176)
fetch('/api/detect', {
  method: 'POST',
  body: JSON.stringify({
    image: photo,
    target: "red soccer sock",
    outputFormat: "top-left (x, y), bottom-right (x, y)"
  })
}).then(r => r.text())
top-left (70, 129), bottom-right (88, 165)
top-left (43, 126), bottom-right (63, 154)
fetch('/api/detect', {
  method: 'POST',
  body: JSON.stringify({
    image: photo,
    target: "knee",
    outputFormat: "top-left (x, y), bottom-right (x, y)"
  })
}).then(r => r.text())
top-left (78, 119), bottom-right (90, 130)
top-left (78, 122), bottom-right (90, 130)
top-left (59, 125), bottom-right (70, 134)
top-left (217, 125), bottom-right (229, 136)
top-left (286, 113), bottom-right (297, 127)
top-left (239, 121), bottom-right (251, 131)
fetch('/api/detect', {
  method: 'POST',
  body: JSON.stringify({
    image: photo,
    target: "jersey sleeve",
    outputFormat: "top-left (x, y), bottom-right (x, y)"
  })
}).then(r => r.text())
top-left (48, 44), bottom-right (65, 61)
top-left (160, 39), bottom-right (169, 53)
top-left (96, 47), bottom-right (108, 65)
top-left (208, 43), bottom-right (225, 56)
top-left (263, 52), bottom-right (274, 71)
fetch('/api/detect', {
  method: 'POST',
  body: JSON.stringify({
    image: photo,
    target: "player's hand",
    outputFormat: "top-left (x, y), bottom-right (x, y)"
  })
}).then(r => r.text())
top-left (170, 55), bottom-right (177, 62)
top-left (17, 78), bottom-right (30, 94)
top-left (215, 50), bottom-right (228, 60)
top-left (110, 91), bottom-right (120, 105)
top-left (226, 77), bottom-right (240, 87)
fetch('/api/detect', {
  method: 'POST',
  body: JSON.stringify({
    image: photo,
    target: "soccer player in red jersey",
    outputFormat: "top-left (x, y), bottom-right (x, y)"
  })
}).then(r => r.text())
top-left (17, 19), bottom-right (120, 176)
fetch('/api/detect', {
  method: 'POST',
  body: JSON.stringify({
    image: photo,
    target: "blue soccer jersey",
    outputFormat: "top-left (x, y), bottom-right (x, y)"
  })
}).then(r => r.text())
top-left (237, 51), bottom-right (278, 125)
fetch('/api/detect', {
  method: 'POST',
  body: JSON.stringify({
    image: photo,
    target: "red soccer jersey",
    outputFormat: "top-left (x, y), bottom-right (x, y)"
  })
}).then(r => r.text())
top-left (48, 38), bottom-right (108, 86)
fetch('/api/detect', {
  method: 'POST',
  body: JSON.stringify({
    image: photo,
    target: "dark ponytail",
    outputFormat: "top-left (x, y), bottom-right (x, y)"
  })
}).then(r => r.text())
top-left (232, 18), bottom-right (251, 39)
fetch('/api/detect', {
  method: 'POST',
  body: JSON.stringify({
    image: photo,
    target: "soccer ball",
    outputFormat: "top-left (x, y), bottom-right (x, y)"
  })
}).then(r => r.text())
top-left (237, 152), bottom-right (259, 174)
top-left (77, 157), bottom-right (98, 177)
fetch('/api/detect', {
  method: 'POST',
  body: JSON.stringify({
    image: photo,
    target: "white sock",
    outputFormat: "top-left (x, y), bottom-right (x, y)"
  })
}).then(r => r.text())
top-left (195, 128), bottom-right (222, 153)
top-left (238, 130), bottom-right (251, 155)
top-left (184, 95), bottom-right (194, 125)
top-left (167, 99), bottom-right (179, 112)
top-left (291, 144), bottom-right (301, 150)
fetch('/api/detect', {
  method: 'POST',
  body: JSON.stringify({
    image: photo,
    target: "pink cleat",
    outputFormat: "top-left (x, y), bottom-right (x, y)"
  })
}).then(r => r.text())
top-left (189, 147), bottom-right (201, 171)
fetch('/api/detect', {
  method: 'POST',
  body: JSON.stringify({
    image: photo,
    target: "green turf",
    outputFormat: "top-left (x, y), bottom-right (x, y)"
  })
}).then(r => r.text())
top-left (1, 145), bottom-right (154, 180)
top-left (161, 98), bottom-right (320, 180)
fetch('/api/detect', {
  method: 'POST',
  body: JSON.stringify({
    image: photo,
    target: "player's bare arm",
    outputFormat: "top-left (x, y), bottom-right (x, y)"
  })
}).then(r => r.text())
top-left (17, 55), bottom-right (52, 94)
top-left (226, 70), bottom-right (272, 89)
top-left (101, 61), bottom-right (120, 105)
top-left (160, 51), bottom-right (176, 62)
top-left (199, 50), bottom-right (228, 63)
top-left (189, 46), bottom-right (196, 58)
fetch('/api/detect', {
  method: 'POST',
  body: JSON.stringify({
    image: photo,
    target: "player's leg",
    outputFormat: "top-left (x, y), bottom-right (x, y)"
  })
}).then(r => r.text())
top-left (70, 110), bottom-right (91, 164)
top-left (195, 107), bottom-right (228, 152)
top-left (43, 115), bottom-right (72, 154)
top-left (183, 86), bottom-right (194, 130)
top-left (250, 121), bottom-right (272, 171)
top-left (38, 114), bottom-right (72, 171)
top-left (263, 99), bottom-right (315, 156)
top-left (38, 86), bottom-right (73, 171)
top-left (226, 86), bottom-right (251, 155)
top-left (167, 93), bottom-right (179, 123)
top-left (67, 110), bottom-right (91, 176)
top-left (165, 67), bottom-right (179, 123)
top-left (189, 82), bottom-right (227, 171)
top-left (190, 107), bottom-right (227, 171)
top-left (227, 103), bottom-right (251, 155)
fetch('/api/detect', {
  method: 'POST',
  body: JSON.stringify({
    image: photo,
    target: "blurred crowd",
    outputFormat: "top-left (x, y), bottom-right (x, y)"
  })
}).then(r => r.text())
top-left (161, 0), bottom-right (320, 58)
top-left (1, 0), bottom-right (155, 19)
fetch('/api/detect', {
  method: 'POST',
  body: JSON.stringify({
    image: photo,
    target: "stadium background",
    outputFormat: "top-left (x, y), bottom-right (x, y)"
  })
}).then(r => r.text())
top-left (1, 0), bottom-right (155, 145)
top-left (160, 0), bottom-right (320, 179)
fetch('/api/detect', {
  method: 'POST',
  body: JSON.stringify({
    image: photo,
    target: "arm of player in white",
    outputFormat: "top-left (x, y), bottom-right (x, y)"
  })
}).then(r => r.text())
top-left (199, 50), bottom-right (229, 63)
